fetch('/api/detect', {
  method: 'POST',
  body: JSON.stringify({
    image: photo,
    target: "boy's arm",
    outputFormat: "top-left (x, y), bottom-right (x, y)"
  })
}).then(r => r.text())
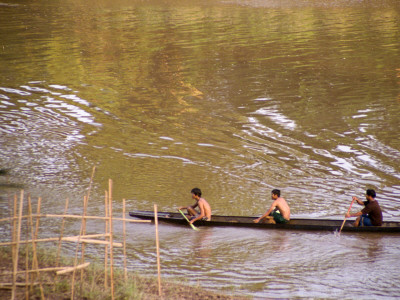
top-left (253, 202), bottom-right (276, 223)
top-left (190, 202), bottom-right (205, 224)
top-left (353, 196), bottom-right (364, 206)
top-left (345, 211), bottom-right (362, 218)
top-left (178, 202), bottom-right (198, 211)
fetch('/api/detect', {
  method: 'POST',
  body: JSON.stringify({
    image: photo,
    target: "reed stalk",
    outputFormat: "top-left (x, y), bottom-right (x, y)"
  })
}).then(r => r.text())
top-left (109, 179), bottom-right (115, 300)
top-left (11, 190), bottom-right (23, 300)
top-left (123, 198), bottom-right (127, 281)
top-left (154, 204), bottom-right (162, 297)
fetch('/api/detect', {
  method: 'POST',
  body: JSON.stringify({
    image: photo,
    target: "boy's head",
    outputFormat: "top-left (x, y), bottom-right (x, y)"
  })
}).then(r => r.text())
top-left (191, 187), bottom-right (202, 197)
top-left (271, 189), bottom-right (280, 198)
top-left (366, 189), bottom-right (376, 199)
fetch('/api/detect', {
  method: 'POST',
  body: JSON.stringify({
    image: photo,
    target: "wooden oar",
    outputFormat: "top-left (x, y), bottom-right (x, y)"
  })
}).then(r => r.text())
top-left (178, 209), bottom-right (199, 231)
top-left (339, 198), bottom-right (356, 235)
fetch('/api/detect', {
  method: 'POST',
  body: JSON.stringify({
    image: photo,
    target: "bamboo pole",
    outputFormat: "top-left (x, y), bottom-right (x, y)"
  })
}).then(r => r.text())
top-left (53, 197), bottom-right (70, 294)
top-left (2, 266), bottom-right (67, 276)
top-left (71, 197), bottom-right (86, 300)
top-left (32, 197), bottom-right (44, 300)
top-left (8, 193), bottom-right (16, 293)
top-left (80, 196), bottom-right (88, 285)
top-left (56, 198), bottom-right (69, 267)
top-left (0, 233), bottom-right (118, 246)
top-left (27, 196), bottom-right (35, 292)
top-left (25, 195), bottom-right (32, 299)
top-left (109, 179), bottom-right (115, 300)
top-left (32, 197), bottom-right (42, 272)
top-left (0, 282), bottom-right (49, 288)
top-left (104, 190), bottom-right (109, 289)
top-left (154, 204), bottom-right (162, 297)
top-left (62, 237), bottom-right (121, 246)
top-left (12, 190), bottom-right (24, 300)
top-left (0, 214), bottom-right (151, 223)
top-left (0, 282), bottom-right (54, 290)
top-left (123, 198), bottom-right (127, 281)
top-left (11, 194), bottom-right (17, 280)
top-left (57, 262), bottom-right (90, 275)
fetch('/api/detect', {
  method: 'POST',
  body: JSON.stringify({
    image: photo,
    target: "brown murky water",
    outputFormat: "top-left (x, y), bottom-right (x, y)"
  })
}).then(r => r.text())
top-left (1, 0), bottom-right (400, 298)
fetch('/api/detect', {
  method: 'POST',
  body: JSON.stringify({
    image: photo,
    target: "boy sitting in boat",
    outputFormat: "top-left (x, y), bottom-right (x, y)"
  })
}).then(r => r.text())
top-left (345, 189), bottom-right (382, 227)
top-left (253, 189), bottom-right (290, 224)
top-left (178, 187), bottom-right (212, 223)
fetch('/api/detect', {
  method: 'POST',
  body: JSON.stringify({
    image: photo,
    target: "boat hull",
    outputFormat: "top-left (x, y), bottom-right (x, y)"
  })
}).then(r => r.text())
top-left (129, 210), bottom-right (400, 233)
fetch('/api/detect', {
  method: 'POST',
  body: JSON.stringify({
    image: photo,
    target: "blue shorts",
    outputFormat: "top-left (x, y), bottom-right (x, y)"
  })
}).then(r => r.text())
top-left (360, 214), bottom-right (373, 226)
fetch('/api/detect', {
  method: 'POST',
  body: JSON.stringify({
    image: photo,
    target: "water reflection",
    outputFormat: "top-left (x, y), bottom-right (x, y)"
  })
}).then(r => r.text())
top-left (1, 0), bottom-right (400, 298)
top-left (192, 228), bottom-right (213, 258)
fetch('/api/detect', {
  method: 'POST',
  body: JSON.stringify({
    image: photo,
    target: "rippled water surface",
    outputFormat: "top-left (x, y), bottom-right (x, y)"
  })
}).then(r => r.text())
top-left (1, 0), bottom-right (400, 298)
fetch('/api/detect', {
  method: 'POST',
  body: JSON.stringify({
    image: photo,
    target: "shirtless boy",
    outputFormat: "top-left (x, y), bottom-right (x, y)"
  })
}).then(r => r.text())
top-left (178, 187), bottom-right (212, 224)
top-left (253, 189), bottom-right (290, 224)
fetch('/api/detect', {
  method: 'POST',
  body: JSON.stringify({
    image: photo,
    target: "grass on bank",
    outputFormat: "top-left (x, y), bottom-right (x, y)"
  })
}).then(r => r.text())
top-left (0, 245), bottom-right (248, 299)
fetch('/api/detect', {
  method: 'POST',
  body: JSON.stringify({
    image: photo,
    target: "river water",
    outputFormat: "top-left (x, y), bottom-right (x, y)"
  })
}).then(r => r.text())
top-left (1, 0), bottom-right (400, 298)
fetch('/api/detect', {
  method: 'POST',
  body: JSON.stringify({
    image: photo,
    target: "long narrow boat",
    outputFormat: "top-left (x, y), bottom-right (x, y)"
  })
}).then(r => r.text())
top-left (129, 210), bottom-right (400, 233)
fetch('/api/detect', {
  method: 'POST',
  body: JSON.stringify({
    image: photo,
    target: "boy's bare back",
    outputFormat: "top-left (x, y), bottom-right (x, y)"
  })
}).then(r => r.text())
top-left (274, 197), bottom-right (290, 220)
top-left (198, 197), bottom-right (212, 220)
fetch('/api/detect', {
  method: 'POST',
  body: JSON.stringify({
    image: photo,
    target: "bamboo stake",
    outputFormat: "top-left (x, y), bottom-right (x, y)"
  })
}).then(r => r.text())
top-left (104, 190), bottom-right (109, 289)
top-left (57, 262), bottom-right (90, 275)
top-left (71, 197), bottom-right (86, 299)
top-left (109, 179), bottom-right (115, 300)
top-left (63, 237), bottom-right (121, 246)
top-left (32, 197), bottom-right (41, 272)
top-left (25, 246), bottom-right (29, 300)
top-left (27, 195), bottom-right (35, 292)
top-left (0, 282), bottom-right (49, 288)
top-left (0, 214), bottom-right (151, 223)
top-left (3, 266), bottom-right (67, 275)
top-left (80, 196), bottom-right (88, 285)
top-left (32, 197), bottom-right (44, 300)
top-left (154, 204), bottom-right (162, 297)
top-left (52, 197), bottom-right (69, 293)
top-left (123, 198), bottom-right (127, 281)
top-left (11, 194), bottom-right (17, 279)
top-left (56, 198), bottom-right (69, 267)
top-left (0, 233), bottom-right (118, 246)
top-left (12, 190), bottom-right (24, 300)
top-left (25, 195), bottom-right (32, 300)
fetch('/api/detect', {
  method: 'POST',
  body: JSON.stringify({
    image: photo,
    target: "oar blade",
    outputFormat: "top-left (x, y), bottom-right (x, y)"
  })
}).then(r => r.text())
top-left (178, 209), bottom-right (199, 231)
top-left (190, 223), bottom-right (200, 231)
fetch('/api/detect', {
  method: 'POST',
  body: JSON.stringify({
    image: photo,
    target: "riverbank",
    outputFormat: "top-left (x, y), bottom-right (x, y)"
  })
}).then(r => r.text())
top-left (0, 246), bottom-right (250, 299)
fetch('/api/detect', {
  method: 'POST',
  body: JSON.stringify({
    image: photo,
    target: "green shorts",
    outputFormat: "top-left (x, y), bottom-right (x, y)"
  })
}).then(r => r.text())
top-left (270, 211), bottom-right (289, 224)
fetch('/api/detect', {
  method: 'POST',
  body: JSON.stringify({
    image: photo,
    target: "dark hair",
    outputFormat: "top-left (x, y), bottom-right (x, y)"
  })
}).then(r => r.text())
top-left (191, 187), bottom-right (202, 197)
top-left (272, 189), bottom-right (280, 197)
top-left (366, 189), bottom-right (376, 198)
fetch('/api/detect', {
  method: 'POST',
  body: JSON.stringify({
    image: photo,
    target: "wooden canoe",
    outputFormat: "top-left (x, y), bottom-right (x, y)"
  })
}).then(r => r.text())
top-left (129, 210), bottom-right (400, 233)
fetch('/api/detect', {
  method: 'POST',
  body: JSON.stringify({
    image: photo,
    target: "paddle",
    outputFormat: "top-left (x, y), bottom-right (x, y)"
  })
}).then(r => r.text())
top-left (178, 209), bottom-right (199, 231)
top-left (339, 197), bottom-right (356, 235)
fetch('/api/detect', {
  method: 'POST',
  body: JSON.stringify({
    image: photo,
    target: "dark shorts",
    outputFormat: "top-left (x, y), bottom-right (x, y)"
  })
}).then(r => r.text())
top-left (191, 215), bottom-right (210, 221)
top-left (360, 214), bottom-right (373, 226)
top-left (270, 211), bottom-right (289, 224)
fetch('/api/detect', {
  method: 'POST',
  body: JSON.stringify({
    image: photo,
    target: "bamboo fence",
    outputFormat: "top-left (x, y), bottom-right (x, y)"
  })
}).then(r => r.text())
top-left (0, 178), bottom-right (162, 300)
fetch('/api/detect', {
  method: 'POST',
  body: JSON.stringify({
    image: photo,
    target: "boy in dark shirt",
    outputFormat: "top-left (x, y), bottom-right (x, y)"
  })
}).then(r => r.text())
top-left (346, 189), bottom-right (382, 226)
